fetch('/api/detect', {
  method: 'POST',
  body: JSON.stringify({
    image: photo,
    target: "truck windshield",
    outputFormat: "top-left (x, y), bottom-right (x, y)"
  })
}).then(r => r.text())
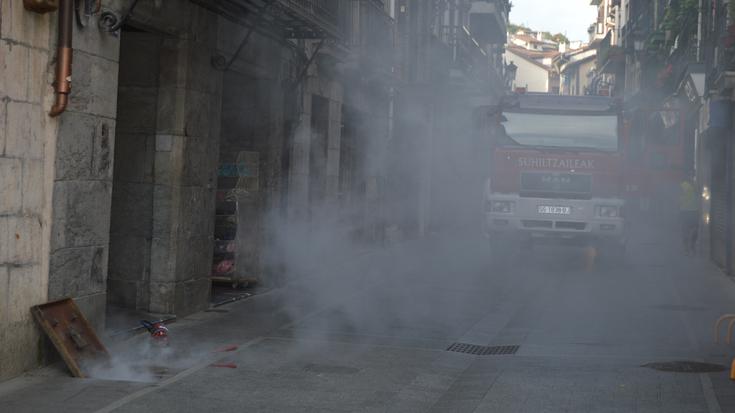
top-left (501, 112), bottom-right (618, 151)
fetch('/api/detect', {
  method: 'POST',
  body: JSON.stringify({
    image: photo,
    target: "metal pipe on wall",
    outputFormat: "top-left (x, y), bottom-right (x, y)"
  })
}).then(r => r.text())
top-left (49, 0), bottom-right (73, 117)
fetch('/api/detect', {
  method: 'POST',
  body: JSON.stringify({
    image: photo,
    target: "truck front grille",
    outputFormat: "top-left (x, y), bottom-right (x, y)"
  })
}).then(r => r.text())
top-left (555, 221), bottom-right (587, 230)
top-left (522, 220), bottom-right (587, 231)
top-left (522, 220), bottom-right (553, 228)
top-left (520, 172), bottom-right (592, 199)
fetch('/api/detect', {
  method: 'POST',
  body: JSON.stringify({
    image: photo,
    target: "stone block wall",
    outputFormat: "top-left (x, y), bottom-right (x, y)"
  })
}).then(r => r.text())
top-left (46, 5), bottom-right (121, 332)
top-left (0, 1), bottom-right (55, 381)
top-left (1, 0), bottom-right (224, 381)
top-left (0, 0), bottom-right (376, 382)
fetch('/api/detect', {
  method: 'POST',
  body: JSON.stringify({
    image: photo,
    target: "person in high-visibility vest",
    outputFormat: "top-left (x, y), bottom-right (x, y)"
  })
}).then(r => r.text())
top-left (679, 179), bottom-right (700, 255)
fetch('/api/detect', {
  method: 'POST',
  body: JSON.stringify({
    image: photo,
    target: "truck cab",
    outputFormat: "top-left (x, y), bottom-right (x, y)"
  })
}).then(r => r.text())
top-left (484, 93), bottom-right (626, 256)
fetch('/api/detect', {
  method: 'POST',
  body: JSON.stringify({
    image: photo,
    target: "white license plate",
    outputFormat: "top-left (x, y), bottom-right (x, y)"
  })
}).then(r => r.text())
top-left (538, 206), bottom-right (571, 215)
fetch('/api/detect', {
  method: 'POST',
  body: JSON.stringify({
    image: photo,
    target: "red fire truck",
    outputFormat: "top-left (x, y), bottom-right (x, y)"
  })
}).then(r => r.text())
top-left (483, 93), bottom-right (626, 258)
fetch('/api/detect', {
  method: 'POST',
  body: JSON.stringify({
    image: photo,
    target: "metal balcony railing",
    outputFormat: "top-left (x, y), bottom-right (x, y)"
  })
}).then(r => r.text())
top-left (620, 6), bottom-right (653, 46)
top-left (191, 0), bottom-right (342, 40)
top-left (441, 26), bottom-right (485, 57)
top-left (349, 0), bottom-right (393, 50)
top-left (340, 0), bottom-right (395, 72)
top-left (441, 25), bottom-right (488, 78)
top-left (283, 0), bottom-right (338, 25)
top-left (279, 0), bottom-right (341, 38)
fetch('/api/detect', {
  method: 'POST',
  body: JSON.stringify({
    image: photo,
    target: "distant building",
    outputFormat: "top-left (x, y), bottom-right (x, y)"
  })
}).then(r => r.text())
top-left (589, 0), bottom-right (618, 46)
top-left (587, 0), bottom-right (623, 97)
top-left (505, 46), bottom-right (558, 93)
top-left (504, 31), bottom-right (564, 93)
top-left (510, 31), bottom-right (559, 52)
top-left (555, 47), bottom-right (597, 96)
top-left (505, 27), bottom-right (595, 96)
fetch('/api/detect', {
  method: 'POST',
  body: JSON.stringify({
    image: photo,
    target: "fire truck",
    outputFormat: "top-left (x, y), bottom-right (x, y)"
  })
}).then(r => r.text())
top-left (483, 93), bottom-right (626, 258)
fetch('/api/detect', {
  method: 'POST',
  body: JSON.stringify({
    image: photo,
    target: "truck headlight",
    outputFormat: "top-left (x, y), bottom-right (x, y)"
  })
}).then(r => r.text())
top-left (488, 200), bottom-right (514, 213)
top-left (597, 205), bottom-right (619, 218)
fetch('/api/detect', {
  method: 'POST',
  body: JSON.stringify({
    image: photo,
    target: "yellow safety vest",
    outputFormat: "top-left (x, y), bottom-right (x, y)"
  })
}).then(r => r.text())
top-left (679, 182), bottom-right (699, 212)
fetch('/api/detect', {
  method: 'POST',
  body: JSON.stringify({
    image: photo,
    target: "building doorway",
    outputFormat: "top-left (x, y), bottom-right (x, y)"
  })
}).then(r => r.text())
top-left (107, 26), bottom-right (162, 319)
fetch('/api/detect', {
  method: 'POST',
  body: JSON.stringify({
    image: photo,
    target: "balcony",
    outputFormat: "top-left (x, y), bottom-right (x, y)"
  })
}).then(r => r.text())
top-left (347, 0), bottom-right (394, 60)
top-left (619, 1), bottom-right (652, 47)
top-left (441, 25), bottom-right (489, 81)
top-left (667, 37), bottom-right (699, 87)
top-left (713, 1), bottom-right (735, 78)
top-left (596, 31), bottom-right (624, 74)
top-left (191, 0), bottom-right (342, 39)
top-left (468, 0), bottom-right (509, 45)
top-left (336, 0), bottom-right (395, 79)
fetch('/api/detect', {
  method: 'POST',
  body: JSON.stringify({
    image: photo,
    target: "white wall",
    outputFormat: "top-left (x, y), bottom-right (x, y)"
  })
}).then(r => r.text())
top-left (506, 50), bottom-right (550, 93)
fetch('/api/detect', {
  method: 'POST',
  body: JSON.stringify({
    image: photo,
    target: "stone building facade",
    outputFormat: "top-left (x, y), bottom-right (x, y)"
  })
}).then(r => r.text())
top-left (0, 0), bottom-right (508, 381)
top-left (0, 0), bottom-right (57, 380)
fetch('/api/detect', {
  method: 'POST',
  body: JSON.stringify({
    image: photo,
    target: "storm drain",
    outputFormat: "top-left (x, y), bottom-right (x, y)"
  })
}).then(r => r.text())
top-left (642, 361), bottom-right (727, 373)
top-left (446, 343), bottom-right (519, 356)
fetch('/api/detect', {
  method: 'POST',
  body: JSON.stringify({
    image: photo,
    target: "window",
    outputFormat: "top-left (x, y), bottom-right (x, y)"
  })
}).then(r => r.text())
top-left (502, 112), bottom-right (619, 151)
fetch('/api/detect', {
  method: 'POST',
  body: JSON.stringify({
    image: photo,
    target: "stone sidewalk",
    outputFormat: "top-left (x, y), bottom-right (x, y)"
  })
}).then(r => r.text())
top-left (0, 239), bottom-right (415, 412)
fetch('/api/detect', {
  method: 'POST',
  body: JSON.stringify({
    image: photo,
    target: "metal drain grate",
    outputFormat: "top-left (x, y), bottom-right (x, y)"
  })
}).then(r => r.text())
top-left (642, 361), bottom-right (727, 373)
top-left (446, 343), bottom-right (519, 356)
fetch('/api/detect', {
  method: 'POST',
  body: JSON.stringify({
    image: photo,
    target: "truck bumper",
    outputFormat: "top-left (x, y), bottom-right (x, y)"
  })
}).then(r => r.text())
top-left (484, 194), bottom-right (626, 245)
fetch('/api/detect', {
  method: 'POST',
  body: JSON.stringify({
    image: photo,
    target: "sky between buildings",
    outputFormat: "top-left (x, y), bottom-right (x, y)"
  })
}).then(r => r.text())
top-left (509, 0), bottom-right (599, 42)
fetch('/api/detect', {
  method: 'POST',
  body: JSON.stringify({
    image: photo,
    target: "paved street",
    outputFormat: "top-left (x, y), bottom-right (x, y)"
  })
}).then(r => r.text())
top-left (3, 218), bottom-right (735, 412)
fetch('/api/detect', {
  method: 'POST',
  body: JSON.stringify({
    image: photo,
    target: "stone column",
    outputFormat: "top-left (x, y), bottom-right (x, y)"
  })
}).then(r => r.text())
top-left (148, 12), bottom-right (223, 315)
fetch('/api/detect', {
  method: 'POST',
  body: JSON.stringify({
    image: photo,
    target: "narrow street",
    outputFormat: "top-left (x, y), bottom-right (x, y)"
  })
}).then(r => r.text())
top-left (3, 217), bottom-right (735, 412)
top-left (7, 0), bottom-right (735, 411)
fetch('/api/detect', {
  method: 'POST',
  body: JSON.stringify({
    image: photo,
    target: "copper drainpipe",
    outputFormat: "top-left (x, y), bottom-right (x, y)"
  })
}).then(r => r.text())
top-left (49, 0), bottom-right (73, 117)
